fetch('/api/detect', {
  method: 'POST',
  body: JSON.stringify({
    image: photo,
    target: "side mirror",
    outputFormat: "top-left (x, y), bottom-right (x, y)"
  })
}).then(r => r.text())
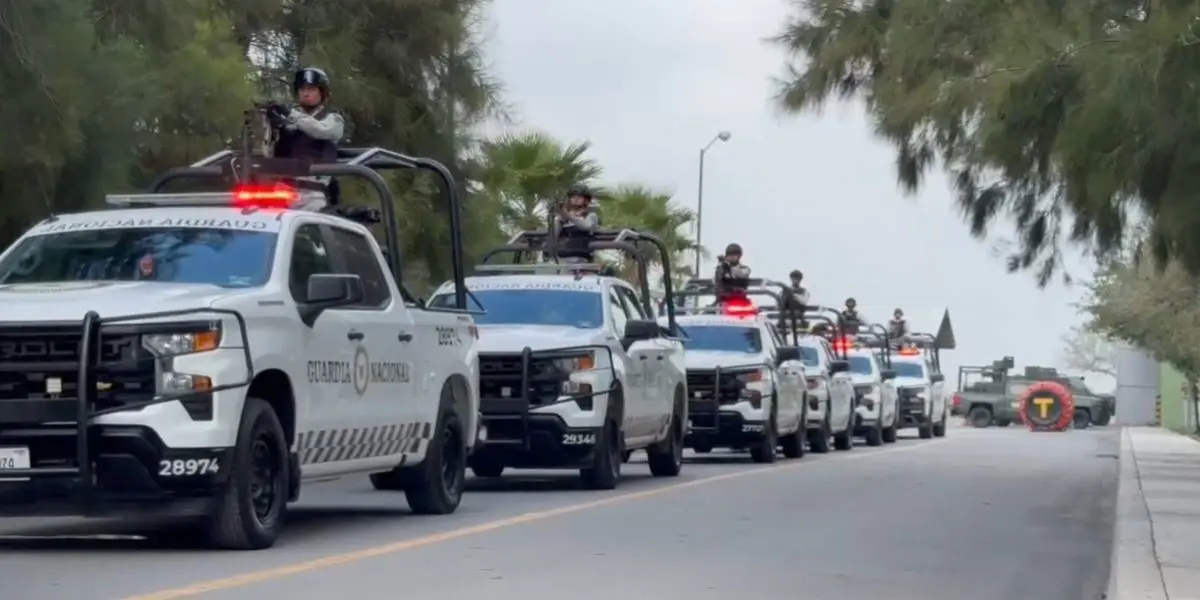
top-left (776, 346), bottom-right (801, 364)
top-left (622, 319), bottom-right (659, 342)
top-left (300, 273), bottom-right (364, 327)
top-left (828, 360), bottom-right (850, 374)
top-left (880, 369), bottom-right (897, 381)
top-left (930, 373), bottom-right (945, 383)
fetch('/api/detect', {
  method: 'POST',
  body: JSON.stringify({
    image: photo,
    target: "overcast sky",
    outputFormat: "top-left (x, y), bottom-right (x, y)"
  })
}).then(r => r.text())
top-left (485, 0), bottom-right (1106, 388)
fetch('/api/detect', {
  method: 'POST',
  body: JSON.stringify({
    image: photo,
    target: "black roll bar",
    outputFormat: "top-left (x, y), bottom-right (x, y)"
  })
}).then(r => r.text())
top-left (479, 228), bottom-right (680, 335)
top-left (149, 146), bottom-right (468, 310)
top-left (854, 323), bottom-right (893, 368)
top-left (803, 306), bottom-right (848, 359)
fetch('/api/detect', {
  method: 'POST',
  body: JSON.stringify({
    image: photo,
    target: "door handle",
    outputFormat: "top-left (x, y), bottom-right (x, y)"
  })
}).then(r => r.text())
top-left (639, 355), bottom-right (648, 360)
top-left (347, 330), bottom-right (364, 341)
top-left (397, 332), bottom-right (413, 343)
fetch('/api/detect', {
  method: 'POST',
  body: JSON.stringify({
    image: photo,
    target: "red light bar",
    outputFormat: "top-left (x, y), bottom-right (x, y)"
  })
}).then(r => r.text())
top-left (831, 337), bottom-right (852, 353)
top-left (233, 184), bottom-right (298, 209)
top-left (721, 296), bottom-right (758, 317)
top-left (897, 346), bottom-right (920, 356)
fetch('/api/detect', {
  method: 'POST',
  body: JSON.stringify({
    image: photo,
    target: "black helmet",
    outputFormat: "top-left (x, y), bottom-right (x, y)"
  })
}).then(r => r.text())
top-left (294, 67), bottom-right (331, 98)
top-left (845, 297), bottom-right (857, 307)
top-left (566, 183), bottom-right (593, 199)
top-left (789, 269), bottom-right (803, 280)
top-left (724, 243), bottom-right (743, 256)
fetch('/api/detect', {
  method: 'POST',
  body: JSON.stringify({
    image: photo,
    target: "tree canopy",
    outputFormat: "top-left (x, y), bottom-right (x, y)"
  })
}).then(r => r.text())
top-left (0, 0), bottom-right (696, 296)
top-left (774, 0), bottom-right (1200, 285)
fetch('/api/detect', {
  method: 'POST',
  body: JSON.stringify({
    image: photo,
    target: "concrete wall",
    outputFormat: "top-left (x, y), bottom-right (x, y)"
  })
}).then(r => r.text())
top-left (1115, 344), bottom-right (1160, 425)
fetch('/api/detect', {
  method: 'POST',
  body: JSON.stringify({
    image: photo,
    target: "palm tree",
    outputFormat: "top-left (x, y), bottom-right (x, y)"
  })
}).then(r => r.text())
top-left (600, 184), bottom-right (702, 295)
top-left (478, 132), bottom-right (603, 236)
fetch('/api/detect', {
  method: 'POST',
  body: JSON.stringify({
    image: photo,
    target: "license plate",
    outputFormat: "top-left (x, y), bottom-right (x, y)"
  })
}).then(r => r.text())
top-left (0, 446), bottom-right (30, 480)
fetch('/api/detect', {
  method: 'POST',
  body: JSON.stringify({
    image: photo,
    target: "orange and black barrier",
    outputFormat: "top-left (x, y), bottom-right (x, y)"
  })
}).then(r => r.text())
top-left (1017, 380), bottom-right (1074, 432)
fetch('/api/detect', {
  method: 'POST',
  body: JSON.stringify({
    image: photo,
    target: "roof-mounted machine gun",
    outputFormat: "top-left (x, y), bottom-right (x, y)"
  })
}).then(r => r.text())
top-left (479, 227), bottom-right (680, 336)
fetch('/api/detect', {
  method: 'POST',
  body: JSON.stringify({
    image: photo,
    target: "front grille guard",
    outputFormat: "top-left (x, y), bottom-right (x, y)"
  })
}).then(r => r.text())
top-left (484, 344), bottom-right (616, 448)
top-left (687, 363), bottom-right (765, 433)
top-left (0, 308), bottom-right (253, 499)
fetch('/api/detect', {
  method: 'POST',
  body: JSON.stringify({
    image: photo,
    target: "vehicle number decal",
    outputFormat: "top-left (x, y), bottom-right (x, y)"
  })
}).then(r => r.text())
top-left (158, 458), bottom-right (220, 477)
top-left (561, 433), bottom-right (596, 446)
top-left (436, 326), bottom-right (462, 346)
top-left (742, 424), bottom-right (765, 433)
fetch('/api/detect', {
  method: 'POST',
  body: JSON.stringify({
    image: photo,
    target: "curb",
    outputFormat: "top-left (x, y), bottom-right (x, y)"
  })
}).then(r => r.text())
top-left (1107, 427), bottom-right (1169, 600)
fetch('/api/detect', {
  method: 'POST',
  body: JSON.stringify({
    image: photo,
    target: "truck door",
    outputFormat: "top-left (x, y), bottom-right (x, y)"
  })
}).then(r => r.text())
top-left (325, 225), bottom-right (420, 452)
top-left (288, 223), bottom-right (358, 468)
top-left (614, 284), bottom-right (671, 438)
top-left (606, 286), bottom-right (652, 442)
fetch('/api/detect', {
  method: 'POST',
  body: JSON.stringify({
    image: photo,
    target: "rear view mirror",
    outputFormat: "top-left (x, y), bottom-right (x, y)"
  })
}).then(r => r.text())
top-left (300, 273), bottom-right (364, 327)
top-left (880, 369), bottom-right (897, 381)
top-left (776, 346), bottom-right (801, 364)
top-left (930, 373), bottom-right (945, 383)
top-left (623, 319), bottom-right (659, 342)
top-left (828, 360), bottom-right (850, 374)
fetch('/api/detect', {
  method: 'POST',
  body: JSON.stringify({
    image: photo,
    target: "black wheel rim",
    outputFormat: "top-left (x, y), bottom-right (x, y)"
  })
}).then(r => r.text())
top-left (440, 425), bottom-right (462, 493)
top-left (249, 435), bottom-right (279, 522)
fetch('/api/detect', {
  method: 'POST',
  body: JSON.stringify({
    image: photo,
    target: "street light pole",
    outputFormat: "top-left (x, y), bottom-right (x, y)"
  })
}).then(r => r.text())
top-left (694, 131), bottom-right (731, 276)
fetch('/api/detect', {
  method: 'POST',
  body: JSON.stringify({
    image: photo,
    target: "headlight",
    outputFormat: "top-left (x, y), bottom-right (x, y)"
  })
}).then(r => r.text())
top-left (737, 369), bottom-right (766, 383)
top-left (142, 326), bottom-right (221, 358)
top-left (552, 352), bottom-right (595, 372)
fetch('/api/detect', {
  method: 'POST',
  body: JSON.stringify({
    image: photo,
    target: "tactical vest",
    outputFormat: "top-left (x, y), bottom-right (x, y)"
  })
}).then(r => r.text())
top-left (275, 106), bottom-right (338, 163)
top-left (557, 211), bottom-right (595, 259)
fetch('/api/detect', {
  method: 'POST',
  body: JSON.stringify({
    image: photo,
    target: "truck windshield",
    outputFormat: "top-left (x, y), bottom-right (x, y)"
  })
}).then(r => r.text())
top-left (849, 356), bottom-right (875, 375)
top-left (0, 228), bottom-right (276, 288)
top-left (894, 362), bottom-right (926, 378)
top-left (429, 289), bottom-right (603, 329)
top-left (798, 346), bottom-right (820, 367)
top-left (680, 326), bottom-right (762, 353)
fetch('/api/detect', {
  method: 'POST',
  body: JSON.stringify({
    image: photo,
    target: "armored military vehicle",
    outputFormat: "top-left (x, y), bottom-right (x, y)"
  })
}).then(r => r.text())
top-left (952, 360), bottom-right (1110, 428)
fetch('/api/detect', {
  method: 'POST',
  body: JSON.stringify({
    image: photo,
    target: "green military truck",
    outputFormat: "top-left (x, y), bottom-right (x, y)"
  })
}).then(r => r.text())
top-left (952, 360), bottom-right (1113, 428)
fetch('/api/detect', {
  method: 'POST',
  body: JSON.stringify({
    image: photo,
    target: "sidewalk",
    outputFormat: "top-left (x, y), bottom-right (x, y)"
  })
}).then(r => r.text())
top-left (1110, 426), bottom-right (1200, 600)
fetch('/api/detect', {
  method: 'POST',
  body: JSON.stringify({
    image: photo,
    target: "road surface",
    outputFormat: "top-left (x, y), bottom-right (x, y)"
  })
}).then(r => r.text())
top-left (0, 425), bottom-right (1119, 600)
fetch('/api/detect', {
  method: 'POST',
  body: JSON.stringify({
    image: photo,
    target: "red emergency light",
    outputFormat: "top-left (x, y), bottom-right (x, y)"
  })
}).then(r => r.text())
top-left (721, 295), bottom-right (758, 317)
top-left (897, 346), bottom-right (921, 356)
top-left (233, 184), bottom-right (298, 209)
top-left (831, 337), bottom-right (852, 353)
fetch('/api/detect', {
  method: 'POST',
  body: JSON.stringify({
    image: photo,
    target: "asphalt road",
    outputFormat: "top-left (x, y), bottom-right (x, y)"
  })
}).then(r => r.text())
top-left (0, 424), bottom-right (1119, 600)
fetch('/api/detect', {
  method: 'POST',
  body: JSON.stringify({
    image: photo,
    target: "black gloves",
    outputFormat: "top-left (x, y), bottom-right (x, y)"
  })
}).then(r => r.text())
top-left (266, 103), bottom-right (289, 127)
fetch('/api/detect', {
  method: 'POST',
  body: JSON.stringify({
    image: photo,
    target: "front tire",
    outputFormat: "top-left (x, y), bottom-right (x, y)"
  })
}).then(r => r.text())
top-left (864, 417), bottom-right (883, 447)
top-left (967, 406), bottom-right (992, 428)
top-left (882, 410), bottom-right (898, 443)
top-left (781, 417), bottom-right (806, 459)
top-left (933, 411), bottom-right (947, 437)
top-left (205, 396), bottom-right (289, 550)
top-left (404, 410), bottom-right (467, 514)
top-left (750, 411), bottom-right (778, 464)
top-left (581, 418), bottom-right (621, 489)
top-left (833, 413), bottom-right (854, 451)
top-left (647, 400), bottom-right (684, 477)
top-left (809, 409), bottom-right (831, 453)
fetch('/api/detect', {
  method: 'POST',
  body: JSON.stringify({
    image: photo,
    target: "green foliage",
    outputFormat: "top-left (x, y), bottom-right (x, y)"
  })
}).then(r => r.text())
top-left (1084, 250), bottom-right (1200, 377)
top-left (0, 0), bottom-right (698, 301)
top-left (774, 0), bottom-right (1200, 285)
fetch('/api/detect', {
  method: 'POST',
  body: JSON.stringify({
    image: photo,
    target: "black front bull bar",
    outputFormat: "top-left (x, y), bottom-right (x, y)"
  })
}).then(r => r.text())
top-left (482, 344), bottom-right (618, 450)
top-left (687, 361), bottom-right (769, 434)
top-left (0, 307), bottom-right (253, 505)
